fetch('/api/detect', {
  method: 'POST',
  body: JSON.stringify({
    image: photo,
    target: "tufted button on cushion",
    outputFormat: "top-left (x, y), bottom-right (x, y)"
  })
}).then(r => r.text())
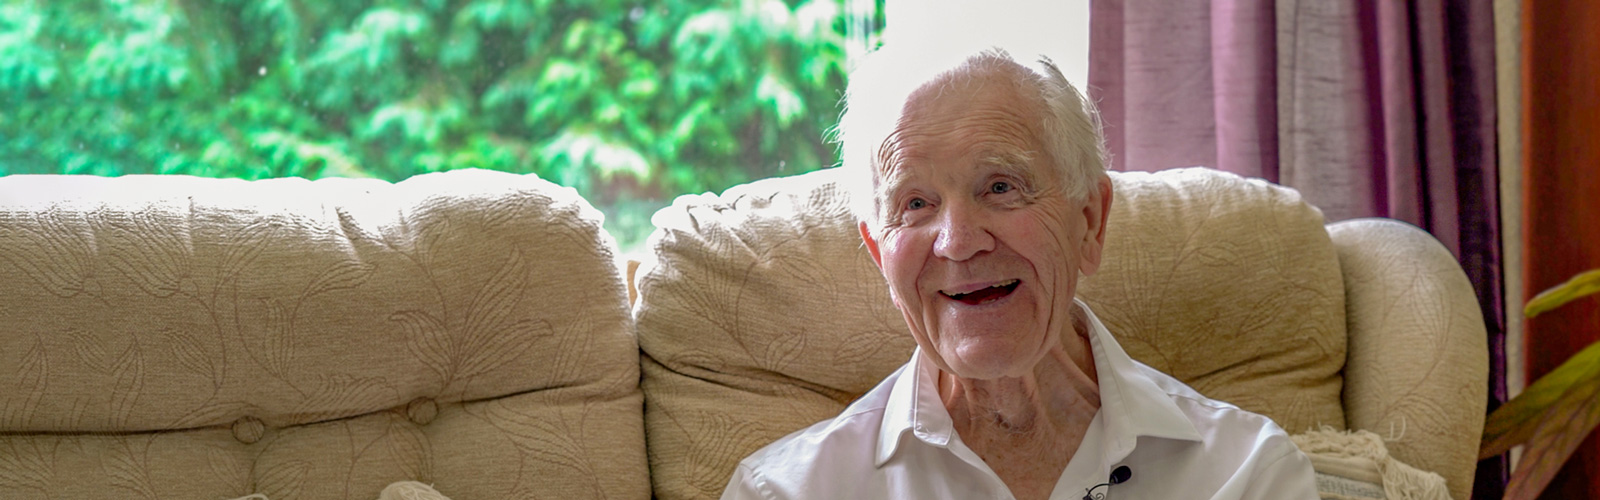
top-left (232, 416), bottom-right (265, 444)
top-left (406, 398), bottom-right (438, 426)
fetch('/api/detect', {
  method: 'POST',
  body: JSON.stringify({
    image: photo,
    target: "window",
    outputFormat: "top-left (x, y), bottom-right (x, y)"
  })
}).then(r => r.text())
top-left (0, 0), bottom-right (886, 252)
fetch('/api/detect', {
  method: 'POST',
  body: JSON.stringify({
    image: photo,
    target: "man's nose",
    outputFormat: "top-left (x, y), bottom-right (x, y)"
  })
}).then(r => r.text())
top-left (932, 203), bottom-right (995, 261)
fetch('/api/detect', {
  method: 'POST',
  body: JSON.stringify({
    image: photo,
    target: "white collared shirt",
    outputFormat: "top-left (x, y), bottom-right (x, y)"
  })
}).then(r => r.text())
top-left (722, 300), bottom-right (1319, 500)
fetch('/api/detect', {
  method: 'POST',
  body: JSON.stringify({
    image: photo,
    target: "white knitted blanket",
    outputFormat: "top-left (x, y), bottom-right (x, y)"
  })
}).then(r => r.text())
top-left (1292, 428), bottom-right (1453, 500)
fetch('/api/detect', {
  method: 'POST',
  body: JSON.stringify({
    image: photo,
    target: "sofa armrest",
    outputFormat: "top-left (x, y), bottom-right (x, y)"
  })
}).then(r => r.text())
top-left (1327, 218), bottom-right (1489, 500)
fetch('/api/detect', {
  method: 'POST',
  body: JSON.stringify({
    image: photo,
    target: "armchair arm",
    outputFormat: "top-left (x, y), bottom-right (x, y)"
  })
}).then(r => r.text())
top-left (1327, 218), bottom-right (1490, 500)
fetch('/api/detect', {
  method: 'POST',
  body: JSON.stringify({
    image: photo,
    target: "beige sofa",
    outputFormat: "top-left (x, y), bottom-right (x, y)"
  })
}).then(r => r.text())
top-left (0, 167), bottom-right (1486, 500)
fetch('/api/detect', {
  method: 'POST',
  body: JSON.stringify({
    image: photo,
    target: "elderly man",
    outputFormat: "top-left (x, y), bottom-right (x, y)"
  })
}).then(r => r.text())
top-left (720, 47), bottom-right (1319, 500)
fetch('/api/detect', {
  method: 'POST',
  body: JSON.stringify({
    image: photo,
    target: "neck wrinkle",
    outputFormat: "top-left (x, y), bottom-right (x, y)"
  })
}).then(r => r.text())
top-left (938, 302), bottom-right (1102, 452)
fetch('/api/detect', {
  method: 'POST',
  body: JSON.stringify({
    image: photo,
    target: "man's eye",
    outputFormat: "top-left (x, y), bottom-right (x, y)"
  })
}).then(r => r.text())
top-left (990, 181), bottom-right (1012, 194)
top-left (906, 198), bottom-right (928, 210)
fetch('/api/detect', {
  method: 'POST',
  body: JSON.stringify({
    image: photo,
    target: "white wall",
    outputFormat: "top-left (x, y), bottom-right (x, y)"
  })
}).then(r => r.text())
top-left (882, 0), bottom-right (1092, 91)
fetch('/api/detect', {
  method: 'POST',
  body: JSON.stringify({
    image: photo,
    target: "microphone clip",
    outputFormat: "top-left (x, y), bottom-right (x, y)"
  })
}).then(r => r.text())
top-left (1081, 465), bottom-right (1132, 500)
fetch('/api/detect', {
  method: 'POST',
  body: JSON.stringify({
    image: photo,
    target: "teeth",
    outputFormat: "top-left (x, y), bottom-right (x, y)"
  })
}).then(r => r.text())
top-left (945, 280), bottom-right (1018, 298)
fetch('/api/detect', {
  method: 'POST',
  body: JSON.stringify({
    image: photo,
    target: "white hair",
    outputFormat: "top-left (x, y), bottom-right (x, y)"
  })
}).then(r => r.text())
top-left (834, 45), bottom-right (1109, 230)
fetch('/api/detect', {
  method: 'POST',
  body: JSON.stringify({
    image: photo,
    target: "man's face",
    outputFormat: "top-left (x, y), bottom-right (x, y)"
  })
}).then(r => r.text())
top-left (860, 68), bottom-right (1111, 381)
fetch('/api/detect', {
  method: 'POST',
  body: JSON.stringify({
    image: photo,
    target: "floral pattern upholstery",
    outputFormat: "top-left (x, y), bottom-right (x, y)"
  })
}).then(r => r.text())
top-left (0, 170), bottom-right (648, 499)
top-left (635, 167), bottom-right (1485, 500)
top-left (0, 166), bottom-right (1486, 500)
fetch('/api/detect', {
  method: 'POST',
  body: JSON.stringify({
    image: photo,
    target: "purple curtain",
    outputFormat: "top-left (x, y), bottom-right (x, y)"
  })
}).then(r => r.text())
top-left (1088, 0), bottom-right (1506, 498)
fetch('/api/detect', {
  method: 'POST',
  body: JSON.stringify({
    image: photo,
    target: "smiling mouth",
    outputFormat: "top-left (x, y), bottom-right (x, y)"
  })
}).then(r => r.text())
top-left (942, 279), bottom-right (1020, 305)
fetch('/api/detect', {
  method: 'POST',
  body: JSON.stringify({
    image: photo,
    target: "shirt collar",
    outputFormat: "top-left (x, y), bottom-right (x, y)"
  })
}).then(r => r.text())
top-left (876, 345), bottom-right (951, 466)
top-left (1078, 299), bottom-right (1203, 459)
top-left (874, 299), bottom-right (1202, 467)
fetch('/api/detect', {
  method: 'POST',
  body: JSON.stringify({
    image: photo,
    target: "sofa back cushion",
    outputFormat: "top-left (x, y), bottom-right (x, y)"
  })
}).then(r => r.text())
top-left (634, 166), bottom-right (1346, 500)
top-left (0, 170), bottom-right (647, 499)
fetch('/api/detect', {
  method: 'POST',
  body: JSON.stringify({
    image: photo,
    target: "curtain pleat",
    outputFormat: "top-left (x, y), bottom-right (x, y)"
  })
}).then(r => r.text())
top-left (1088, 1), bottom-right (1506, 497)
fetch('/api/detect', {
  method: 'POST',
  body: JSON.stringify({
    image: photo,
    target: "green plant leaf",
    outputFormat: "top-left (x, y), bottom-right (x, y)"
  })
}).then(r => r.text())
top-left (1505, 374), bottom-right (1600, 500)
top-left (1526, 268), bottom-right (1600, 318)
top-left (756, 70), bottom-right (805, 128)
top-left (1481, 339), bottom-right (1600, 458)
top-left (7, 0), bottom-right (884, 251)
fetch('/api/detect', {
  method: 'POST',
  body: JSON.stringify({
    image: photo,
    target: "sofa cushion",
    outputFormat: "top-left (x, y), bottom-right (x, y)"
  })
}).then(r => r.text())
top-left (635, 166), bottom-right (1346, 500)
top-left (0, 169), bottom-right (647, 499)
top-left (1082, 168), bottom-right (1346, 431)
top-left (635, 169), bottom-right (914, 500)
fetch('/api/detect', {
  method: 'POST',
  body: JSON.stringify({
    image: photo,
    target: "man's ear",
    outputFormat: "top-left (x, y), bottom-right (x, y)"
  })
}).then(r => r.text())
top-left (1078, 175), bottom-right (1113, 277)
top-left (859, 221), bottom-right (884, 271)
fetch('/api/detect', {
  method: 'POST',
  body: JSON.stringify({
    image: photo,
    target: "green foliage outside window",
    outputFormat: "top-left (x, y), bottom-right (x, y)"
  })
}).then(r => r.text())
top-left (0, 0), bottom-right (884, 250)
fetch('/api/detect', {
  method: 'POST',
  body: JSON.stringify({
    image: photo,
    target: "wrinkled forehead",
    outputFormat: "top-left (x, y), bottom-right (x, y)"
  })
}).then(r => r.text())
top-left (840, 48), bottom-right (1076, 224)
top-left (899, 63), bottom-right (1043, 123)
top-left (877, 65), bottom-right (1052, 176)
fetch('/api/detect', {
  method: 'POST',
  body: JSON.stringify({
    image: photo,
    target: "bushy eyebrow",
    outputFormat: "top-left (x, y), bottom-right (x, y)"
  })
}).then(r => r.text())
top-left (877, 165), bottom-right (914, 209)
top-left (875, 146), bottom-right (1040, 202)
top-left (976, 148), bottom-right (1039, 188)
